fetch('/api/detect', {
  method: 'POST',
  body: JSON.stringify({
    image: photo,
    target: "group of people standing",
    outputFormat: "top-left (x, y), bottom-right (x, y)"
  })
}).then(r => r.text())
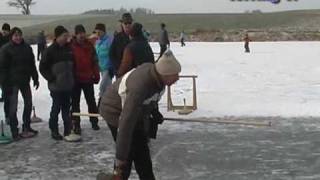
top-left (0, 12), bottom-right (182, 180)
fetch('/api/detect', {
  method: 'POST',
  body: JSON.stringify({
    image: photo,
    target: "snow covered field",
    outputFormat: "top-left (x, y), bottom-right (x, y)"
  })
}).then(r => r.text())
top-left (24, 41), bottom-right (320, 121)
top-left (153, 41), bottom-right (320, 118)
top-left (1, 42), bottom-right (320, 180)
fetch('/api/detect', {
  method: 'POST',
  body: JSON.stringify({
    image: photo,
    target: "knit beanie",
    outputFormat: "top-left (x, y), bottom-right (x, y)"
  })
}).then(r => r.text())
top-left (54, 25), bottom-right (68, 38)
top-left (75, 24), bottom-right (86, 34)
top-left (2, 23), bottom-right (10, 31)
top-left (155, 50), bottom-right (181, 75)
top-left (9, 27), bottom-right (22, 38)
top-left (95, 23), bottom-right (106, 32)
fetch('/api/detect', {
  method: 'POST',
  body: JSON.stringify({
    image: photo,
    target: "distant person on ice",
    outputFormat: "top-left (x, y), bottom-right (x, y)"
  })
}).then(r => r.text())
top-left (40, 26), bottom-right (75, 141)
top-left (110, 13), bottom-right (133, 78)
top-left (0, 23), bottom-right (11, 124)
top-left (117, 22), bottom-right (155, 77)
top-left (99, 50), bottom-right (181, 180)
top-left (36, 30), bottom-right (47, 61)
top-left (158, 23), bottom-right (170, 59)
top-left (180, 30), bottom-right (186, 47)
top-left (94, 23), bottom-right (114, 104)
top-left (0, 27), bottom-right (39, 141)
top-left (244, 33), bottom-right (251, 53)
top-left (70, 24), bottom-right (101, 135)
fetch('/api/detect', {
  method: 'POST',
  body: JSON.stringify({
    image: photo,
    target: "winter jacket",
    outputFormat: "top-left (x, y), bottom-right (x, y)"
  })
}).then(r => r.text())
top-left (71, 39), bottom-right (100, 84)
top-left (117, 36), bottom-right (155, 77)
top-left (0, 33), bottom-right (10, 48)
top-left (180, 32), bottom-right (185, 40)
top-left (244, 36), bottom-right (251, 44)
top-left (39, 42), bottom-right (74, 92)
top-left (159, 28), bottom-right (170, 45)
top-left (95, 34), bottom-right (113, 72)
top-left (0, 40), bottom-right (38, 87)
top-left (99, 63), bottom-right (165, 161)
top-left (110, 30), bottom-right (130, 72)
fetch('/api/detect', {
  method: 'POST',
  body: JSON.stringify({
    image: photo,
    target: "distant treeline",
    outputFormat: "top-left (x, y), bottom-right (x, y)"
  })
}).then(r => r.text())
top-left (82, 7), bottom-right (155, 15)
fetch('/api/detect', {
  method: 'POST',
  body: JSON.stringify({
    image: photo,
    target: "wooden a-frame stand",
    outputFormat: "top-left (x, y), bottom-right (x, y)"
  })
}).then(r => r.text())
top-left (167, 75), bottom-right (198, 114)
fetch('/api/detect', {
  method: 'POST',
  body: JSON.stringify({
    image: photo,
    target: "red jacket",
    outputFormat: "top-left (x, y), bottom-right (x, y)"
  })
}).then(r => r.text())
top-left (71, 39), bottom-right (100, 83)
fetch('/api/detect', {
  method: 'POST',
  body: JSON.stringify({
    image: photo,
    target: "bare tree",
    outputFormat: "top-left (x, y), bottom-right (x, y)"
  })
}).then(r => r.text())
top-left (7, 0), bottom-right (36, 15)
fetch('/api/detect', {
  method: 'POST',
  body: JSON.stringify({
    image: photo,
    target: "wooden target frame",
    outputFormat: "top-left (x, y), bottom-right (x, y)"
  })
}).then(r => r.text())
top-left (167, 75), bottom-right (198, 112)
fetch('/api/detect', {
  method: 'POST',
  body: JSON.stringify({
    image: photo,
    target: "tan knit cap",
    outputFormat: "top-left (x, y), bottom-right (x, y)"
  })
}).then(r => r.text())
top-left (155, 50), bottom-right (181, 75)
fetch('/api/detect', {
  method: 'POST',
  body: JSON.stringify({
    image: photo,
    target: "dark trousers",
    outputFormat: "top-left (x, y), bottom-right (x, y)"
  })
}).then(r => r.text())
top-left (71, 82), bottom-right (98, 125)
top-left (1, 86), bottom-right (10, 119)
top-left (245, 43), bottom-right (250, 53)
top-left (49, 91), bottom-right (72, 135)
top-left (7, 85), bottom-right (32, 134)
top-left (181, 38), bottom-right (186, 47)
top-left (37, 44), bottom-right (45, 61)
top-left (159, 44), bottom-right (168, 59)
top-left (108, 124), bottom-right (155, 180)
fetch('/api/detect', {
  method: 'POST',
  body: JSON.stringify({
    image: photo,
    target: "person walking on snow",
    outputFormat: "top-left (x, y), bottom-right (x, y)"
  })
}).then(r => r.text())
top-left (39, 26), bottom-right (75, 141)
top-left (71, 24), bottom-right (101, 134)
top-left (0, 27), bottom-right (39, 141)
top-left (37, 30), bottom-right (47, 61)
top-left (158, 23), bottom-right (170, 59)
top-left (244, 33), bottom-right (251, 53)
top-left (98, 50), bottom-right (181, 180)
top-left (180, 30), bottom-right (186, 47)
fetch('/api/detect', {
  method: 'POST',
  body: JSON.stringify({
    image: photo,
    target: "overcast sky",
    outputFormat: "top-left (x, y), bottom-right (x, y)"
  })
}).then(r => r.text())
top-left (0, 0), bottom-right (319, 14)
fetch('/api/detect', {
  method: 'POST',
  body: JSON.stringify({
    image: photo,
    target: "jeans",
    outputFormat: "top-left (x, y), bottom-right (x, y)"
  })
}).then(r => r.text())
top-left (49, 91), bottom-right (72, 135)
top-left (99, 70), bottom-right (112, 97)
top-left (7, 84), bottom-right (32, 133)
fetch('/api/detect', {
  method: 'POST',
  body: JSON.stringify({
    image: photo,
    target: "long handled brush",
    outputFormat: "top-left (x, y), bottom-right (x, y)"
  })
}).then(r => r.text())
top-left (72, 112), bottom-right (272, 127)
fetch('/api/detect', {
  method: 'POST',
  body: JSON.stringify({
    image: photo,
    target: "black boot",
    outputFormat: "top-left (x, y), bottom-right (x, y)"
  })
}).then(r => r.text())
top-left (91, 122), bottom-right (100, 131)
top-left (27, 127), bottom-right (39, 135)
top-left (51, 131), bottom-right (63, 140)
top-left (23, 125), bottom-right (39, 135)
top-left (11, 128), bottom-right (21, 141)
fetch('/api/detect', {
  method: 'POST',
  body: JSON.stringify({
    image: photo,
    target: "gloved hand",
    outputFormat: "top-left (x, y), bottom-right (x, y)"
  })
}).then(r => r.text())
top-left (33, 80), bottom-right (40, 90)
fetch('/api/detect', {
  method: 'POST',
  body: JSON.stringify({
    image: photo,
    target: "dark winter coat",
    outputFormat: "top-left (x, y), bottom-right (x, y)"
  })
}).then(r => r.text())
top-left (0, 40), bottom-right (38, 87)
top-left (110, 30), bottom-right (130, 73)
top-left (0, 33), bottom-right (10, 48)
top-left (117, 36), bottom-right (155, 77)
top-left (37, 32), bottom-right (46, 46)
top-left (99, 63), bottom-right (165, 161)
top-left (71, 39), bottom-right (100, 84)
top-left (39, 42), bottom-right (74, 92)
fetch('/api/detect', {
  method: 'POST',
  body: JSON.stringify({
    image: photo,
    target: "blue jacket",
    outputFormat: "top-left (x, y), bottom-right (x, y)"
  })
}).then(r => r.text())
top-left (95, 34), bottom-right (113, 72)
